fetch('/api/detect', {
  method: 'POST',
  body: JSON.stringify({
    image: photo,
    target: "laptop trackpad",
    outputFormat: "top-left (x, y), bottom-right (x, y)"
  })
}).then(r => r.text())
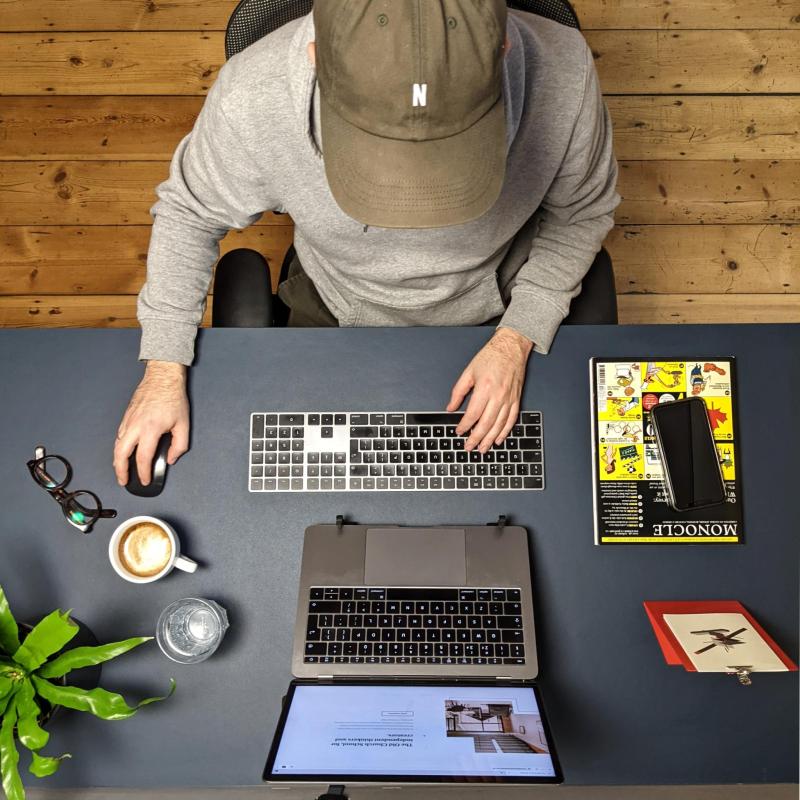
top-left (364, 528), bottom-right (466, 585)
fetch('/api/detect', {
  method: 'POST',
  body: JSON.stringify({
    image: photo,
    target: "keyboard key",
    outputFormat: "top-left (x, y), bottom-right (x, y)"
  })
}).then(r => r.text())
top-left (309, 600), bottom-right (340, 613)
top-left (352, 426), bottom-right (379, 438)
top-left (251, 415), bottom-right (264, 438)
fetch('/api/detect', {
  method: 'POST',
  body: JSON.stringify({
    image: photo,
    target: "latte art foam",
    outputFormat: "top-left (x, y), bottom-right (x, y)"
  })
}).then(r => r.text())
top-left (118, 523), bottom-right (173, 577)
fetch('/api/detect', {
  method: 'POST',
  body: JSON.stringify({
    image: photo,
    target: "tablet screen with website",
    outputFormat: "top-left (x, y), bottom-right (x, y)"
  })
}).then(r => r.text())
top-left (264, 680), bottom-right (561, 784)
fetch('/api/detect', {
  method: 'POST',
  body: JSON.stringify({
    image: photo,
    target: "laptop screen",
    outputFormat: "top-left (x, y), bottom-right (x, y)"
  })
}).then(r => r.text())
top-left (264, 681), bottom-right (561, 784)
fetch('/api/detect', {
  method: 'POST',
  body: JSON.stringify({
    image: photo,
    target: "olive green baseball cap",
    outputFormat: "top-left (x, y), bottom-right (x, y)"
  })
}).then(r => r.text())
top-left (314, 0), bottom-right (508, 229)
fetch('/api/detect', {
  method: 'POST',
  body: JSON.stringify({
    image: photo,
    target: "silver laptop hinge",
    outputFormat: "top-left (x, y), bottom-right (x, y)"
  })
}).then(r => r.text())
top-left (496, 676), bottom-right (514, 680)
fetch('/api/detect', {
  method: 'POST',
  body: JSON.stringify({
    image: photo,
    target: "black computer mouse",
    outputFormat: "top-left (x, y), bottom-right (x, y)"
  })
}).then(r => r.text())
top-left (126, 433), bottom-right (172, 497)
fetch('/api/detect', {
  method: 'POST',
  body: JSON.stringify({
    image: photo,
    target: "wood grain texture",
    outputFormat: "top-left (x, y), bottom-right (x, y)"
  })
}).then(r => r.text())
top-left (616, 159), bottom-right (799, 224)
top-left (607, 96), bottom-right (800, 161)
top-left (0, 33), bottom-right (222, 96)
top-left (2, 293), bottom-right (797, 328)
top-left (3, 96), bottom-right (799, 162)
top-left (0, 225), bottom-right (293, 294)
top-left (0, 97), bottom-right (202, 161)
top-left (607, 224), bottom-right (797, 294)
top-left (2, 0), bottom-right (797, 33)
top-left (573, 0), bottom-right (800, 30)
top-left (0, 0), bottom-right (238, 31)
top-left (0, 295), bottom-right (211, 327)
top-left (2, 160), bottom-right (795, 226)
top-left (1, 31), bottom-right (798, 95)
top-left (0, 162), bottom-right (286, 225)
top-left (618, 293), bottom-right (800, 323)
top-left (584, 30), bottom-right (800, 94)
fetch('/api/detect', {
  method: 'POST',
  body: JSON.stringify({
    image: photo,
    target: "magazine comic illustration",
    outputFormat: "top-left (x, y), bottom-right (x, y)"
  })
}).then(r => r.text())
top-left (591, 359), bottom-right (742, 544)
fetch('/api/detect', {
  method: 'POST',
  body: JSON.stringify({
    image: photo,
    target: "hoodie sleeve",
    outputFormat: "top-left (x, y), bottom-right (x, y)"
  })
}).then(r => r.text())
top-left (498, 43), bottom-right (620, 354)
top-left (137, 69), bottom-right (274, 365)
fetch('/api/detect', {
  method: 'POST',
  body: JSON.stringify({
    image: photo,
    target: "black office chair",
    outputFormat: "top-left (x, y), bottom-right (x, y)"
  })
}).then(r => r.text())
top-left (213, 0), bottom-right (617, 328)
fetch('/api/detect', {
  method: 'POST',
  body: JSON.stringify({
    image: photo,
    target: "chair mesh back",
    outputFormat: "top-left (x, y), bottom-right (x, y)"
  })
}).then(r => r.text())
top-left (509, 0), bottom-right (579, 29)
top-left (225, 0), bottom-right (579, 60)
top-left (226, 0), bottom-right (313, 60)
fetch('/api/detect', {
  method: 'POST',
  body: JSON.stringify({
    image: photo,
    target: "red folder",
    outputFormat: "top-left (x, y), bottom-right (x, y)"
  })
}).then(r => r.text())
top-left (644, 600), bottom-right (798, 672)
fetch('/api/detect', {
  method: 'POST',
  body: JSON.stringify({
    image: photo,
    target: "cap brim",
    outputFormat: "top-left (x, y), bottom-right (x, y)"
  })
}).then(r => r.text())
top-left (320, 94), bottom-right (506, 229)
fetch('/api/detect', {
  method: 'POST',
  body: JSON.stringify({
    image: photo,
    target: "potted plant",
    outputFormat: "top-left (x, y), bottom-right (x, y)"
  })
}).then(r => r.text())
top-left (0, 585), bottom-right (174, 800)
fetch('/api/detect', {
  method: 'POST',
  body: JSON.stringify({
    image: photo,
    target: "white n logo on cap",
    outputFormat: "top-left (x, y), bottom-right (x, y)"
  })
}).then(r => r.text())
top-left (412, 83), bottom-right (428, 107)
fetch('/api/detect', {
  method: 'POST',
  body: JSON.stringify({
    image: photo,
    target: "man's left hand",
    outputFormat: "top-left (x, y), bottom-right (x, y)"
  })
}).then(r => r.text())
top-left (447, 327), bottom-right (533, 453)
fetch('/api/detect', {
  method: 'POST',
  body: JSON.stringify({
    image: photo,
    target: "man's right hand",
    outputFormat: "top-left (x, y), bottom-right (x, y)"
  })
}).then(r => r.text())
top-left (113, 361), bottom-right (190, 487)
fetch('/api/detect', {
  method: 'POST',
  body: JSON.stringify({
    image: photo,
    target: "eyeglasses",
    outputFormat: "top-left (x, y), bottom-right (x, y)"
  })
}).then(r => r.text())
top-left (27, 446), bottom-right (117, 533)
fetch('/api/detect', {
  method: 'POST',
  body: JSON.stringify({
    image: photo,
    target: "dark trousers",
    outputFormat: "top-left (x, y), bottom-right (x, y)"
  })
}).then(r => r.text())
top-left (212, 244), bottom-right (616, 328)
top-left (276, 255), bottom-right (339, 327)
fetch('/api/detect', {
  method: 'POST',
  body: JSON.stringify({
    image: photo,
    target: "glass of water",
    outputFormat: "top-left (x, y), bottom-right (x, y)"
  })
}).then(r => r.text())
top-left (156, 598), bottom-right (229, 664)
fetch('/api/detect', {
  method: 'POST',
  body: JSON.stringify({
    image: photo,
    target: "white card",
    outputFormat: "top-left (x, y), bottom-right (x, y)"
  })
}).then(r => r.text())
top-left (663, 613), bottom-right (788, 673)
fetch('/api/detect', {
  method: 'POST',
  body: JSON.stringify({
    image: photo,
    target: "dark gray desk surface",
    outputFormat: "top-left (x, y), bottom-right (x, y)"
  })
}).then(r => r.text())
top-left (0, 325), bottom-right (797, 792)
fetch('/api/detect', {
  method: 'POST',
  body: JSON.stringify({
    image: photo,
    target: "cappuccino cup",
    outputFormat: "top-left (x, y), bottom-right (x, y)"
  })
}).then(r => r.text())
top-left (109, 516), bottom-right (197, 584)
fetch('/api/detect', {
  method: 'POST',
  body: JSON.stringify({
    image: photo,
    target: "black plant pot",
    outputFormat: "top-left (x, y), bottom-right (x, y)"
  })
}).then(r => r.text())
top-left (18, 618), bottom-right (102, 726)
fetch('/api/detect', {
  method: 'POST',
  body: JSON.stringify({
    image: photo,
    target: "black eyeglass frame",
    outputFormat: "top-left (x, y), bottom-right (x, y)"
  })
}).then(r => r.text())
top-left (27, 446), bottom-right (117, 533)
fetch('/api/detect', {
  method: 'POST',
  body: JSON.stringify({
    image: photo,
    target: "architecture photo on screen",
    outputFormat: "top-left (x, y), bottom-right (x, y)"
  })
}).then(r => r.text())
top-left (445, 698), bottom-right (549, 754)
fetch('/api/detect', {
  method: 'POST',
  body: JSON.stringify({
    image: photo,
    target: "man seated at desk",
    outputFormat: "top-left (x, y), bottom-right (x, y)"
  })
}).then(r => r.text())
top-left (113, 0), bottom-right (620, 486)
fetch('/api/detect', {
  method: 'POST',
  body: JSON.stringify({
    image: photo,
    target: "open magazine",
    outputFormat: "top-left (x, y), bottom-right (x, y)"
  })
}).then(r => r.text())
top-left (589, 358), bottom-right (742, 545)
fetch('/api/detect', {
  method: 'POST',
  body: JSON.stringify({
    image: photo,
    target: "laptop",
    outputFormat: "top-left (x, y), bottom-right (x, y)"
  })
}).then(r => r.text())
top-left (263, 522), bottom-right (562, 785)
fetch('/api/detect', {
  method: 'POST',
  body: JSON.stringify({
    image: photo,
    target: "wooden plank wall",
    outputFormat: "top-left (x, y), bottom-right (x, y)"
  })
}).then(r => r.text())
top-left (0, 0), bottom-right (797, 328)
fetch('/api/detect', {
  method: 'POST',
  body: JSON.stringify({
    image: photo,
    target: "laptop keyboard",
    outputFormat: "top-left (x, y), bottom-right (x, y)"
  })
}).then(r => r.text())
top-left (249, 411), bottom-right (545, 492)
top-left (303, 587), bottom-right (526, 666)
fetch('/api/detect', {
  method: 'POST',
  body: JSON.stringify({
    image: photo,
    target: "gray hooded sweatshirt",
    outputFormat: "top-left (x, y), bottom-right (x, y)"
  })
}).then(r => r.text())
top-left (138, 10), bottom-right (620, 365)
